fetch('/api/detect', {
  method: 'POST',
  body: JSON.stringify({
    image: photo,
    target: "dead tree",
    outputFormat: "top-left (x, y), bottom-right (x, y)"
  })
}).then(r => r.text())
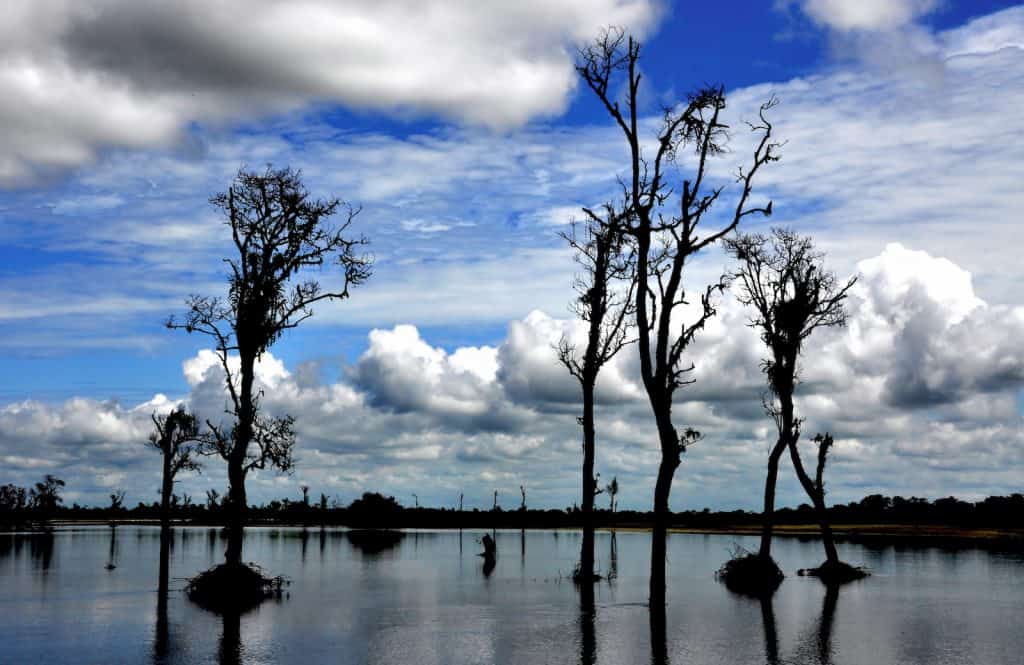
top-left (725, 228), bottom-right (854, 568)
top-left (558, 205), bottom-right (635, 583)
top-left (168, 165), bottom-right (371, 569)
top-left (577, 28), bottom-right (780, 603)
top-left (149, 407), bottom-right (202, 530)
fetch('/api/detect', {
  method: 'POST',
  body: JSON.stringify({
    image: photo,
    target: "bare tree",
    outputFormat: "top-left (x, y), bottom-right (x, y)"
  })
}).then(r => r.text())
top-left (725, 228), bottom-right (855, 571)
top-left (558, 205), bottom-right (635, 582)
top-left (606, 476), bottom-right (619, 513)
top-left (109, 490), bottom-right (126, 512)
top-left (168, 165), bottom-right (371, 569)
top-left (149, 407), bottom-right (202, 530)
top-left (577, 28), bottom-right (780, 603)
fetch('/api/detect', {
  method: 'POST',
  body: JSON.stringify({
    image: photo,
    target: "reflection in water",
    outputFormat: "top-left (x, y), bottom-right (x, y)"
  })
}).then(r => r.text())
top-left (153, 530), bottom-right (171, 663)
top-left (649, 596), bottom-right (668, 665)
top-left (346, 529), bottom-right (404, 556)
top-left (609, 531), bottom-right (618, 580)
top-left (300, 528), bottom-right (309, 565)
top-left (816, 584), bottom-right (839, 665)
top-left (579, 582), bottom-right (596, 665)
top-left (30, 531), bottom-right (54, 571)
top-left (520, 529), bottom-right (526, 570)
top-left (760, 593), bottom-right (779, 665)
top-left (218, 610), bottom-right (243, 665)
top-left (106, 525), bottom-right (119, 570)
top-left (5, 527), bottom-right (1024, 665)
top-left (319, 527), bottom-right (326, 561)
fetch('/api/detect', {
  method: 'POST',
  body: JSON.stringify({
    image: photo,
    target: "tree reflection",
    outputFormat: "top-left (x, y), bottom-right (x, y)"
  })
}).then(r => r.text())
top-left (579, 581), bottom-right (597, 665)
top-left (760, 592), bottom-right (779, 665)
top-left (218, 610), bottom-right (243, 665)
top-left (153, 529), bottom-right (171, 663)
top-left (649, 597), bottom-right (668, 665)
top-left (815, 584), bottom-right (839, 665)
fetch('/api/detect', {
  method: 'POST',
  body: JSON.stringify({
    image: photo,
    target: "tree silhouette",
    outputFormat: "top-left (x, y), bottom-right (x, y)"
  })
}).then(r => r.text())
top-left (149, 407), bottom-right (202, 529)
top-left (606, 476), bottom-right (619, 513)
top-left (558, 204), bottom-right (635, 583)
top-left (168, 165), bottom-right (371, 575)
top-left (30, 475), bottom-right (65, 518)
top-left (577, 28), bottom-right (780, 603)
top-left (725, 228), bottom-right (857, 575)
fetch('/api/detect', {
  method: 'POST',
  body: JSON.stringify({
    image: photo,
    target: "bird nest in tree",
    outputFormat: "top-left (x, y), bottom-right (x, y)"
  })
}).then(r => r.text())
top-left (186, 562), bottom-right (289, 613)
top-left (716, 546), bottom-right (785, 595)
top-left (797, 560), bottom-right (869, 584)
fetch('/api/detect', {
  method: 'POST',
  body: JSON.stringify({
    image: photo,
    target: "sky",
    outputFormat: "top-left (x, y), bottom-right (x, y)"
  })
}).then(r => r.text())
top-left (1, 0), bottom-right (1023, 511)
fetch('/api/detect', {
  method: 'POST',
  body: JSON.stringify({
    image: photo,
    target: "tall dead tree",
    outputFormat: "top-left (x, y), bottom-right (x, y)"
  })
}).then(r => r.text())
top-left (577, 29), bottom-right (780, 603)
top-left (169, 165), bottom-right (371, 569)
top-left (725, 228), bottom-right (855, 569)
top-left (149, 407), bottom-right (202, 530)
top-left (558, 205), bottom-right (634, 583)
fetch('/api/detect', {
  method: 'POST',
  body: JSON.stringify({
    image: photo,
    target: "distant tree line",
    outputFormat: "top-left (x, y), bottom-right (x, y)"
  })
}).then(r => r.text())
top-left (4, 482), bottom-right (1022, 533)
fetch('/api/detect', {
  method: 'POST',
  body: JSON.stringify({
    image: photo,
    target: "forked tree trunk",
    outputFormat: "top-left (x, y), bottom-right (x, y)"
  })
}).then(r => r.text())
top-left (788, 442), bottom-right (839, 565)
top-left (759, 439), bottom-right (788, 560)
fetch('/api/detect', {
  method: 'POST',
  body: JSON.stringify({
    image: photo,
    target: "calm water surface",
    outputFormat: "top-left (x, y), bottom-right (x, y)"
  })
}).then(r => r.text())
top-left (1, 526), bottom-right (1022, 664)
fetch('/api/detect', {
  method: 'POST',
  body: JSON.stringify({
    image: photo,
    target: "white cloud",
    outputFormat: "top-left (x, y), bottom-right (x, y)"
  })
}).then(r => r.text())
top-left (0, 0), bottom-right (660, 185)
top-left (3, 245), bottom-right (1021, 509)
top-left (797, 0), bottom-right (938, 32)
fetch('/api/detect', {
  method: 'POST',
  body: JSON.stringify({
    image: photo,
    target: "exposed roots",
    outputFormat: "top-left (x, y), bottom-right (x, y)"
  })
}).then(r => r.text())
top-left (716, 545), bottom-right (784, 596)
top-left (185, 562), bottom-right (289, 613)
top-left (797, 559), bottom-right (869, 584)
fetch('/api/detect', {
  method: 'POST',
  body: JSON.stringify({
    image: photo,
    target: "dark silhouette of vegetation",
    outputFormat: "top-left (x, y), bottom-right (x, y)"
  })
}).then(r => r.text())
top-left (558, 204), bottom-right (635, 585)
top-left (724, 229), bottom-right (860, 585)
top-left (346, 528), bottom-right (404, 556)
top-left (167, 165), bottom-right (370, 606)
top-left (716, 544), bottom-right (784, 596)
top-left (577, 27), bottom-right (780, 604)
top-left (30, 474), bottom-right (65, 519)
top-left (186, 561), bottom-right (288, 613)
top-left (605, 476), bottom-right (619, 513)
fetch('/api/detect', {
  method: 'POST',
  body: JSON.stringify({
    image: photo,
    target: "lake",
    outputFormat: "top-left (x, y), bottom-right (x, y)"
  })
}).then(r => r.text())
top-left (1, 526), bottom-right (1022, 664)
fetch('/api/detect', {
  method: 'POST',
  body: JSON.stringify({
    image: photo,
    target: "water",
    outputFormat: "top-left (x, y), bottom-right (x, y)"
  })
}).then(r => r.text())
top-left (1, 526), bottom-right (1022, 664)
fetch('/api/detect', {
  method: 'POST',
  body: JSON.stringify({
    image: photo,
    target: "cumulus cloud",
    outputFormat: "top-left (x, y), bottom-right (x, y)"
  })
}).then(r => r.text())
top-left (795, 0), bottom-right (938, 32)
top-left (0, 0), bottom-right (659, 185)
top-left (2, 245), bottom-right (1022, 509)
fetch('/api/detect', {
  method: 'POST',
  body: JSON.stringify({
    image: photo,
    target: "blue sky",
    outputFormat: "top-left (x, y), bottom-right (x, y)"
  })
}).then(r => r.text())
top-left (1, 0), bottom-right (1023, 509)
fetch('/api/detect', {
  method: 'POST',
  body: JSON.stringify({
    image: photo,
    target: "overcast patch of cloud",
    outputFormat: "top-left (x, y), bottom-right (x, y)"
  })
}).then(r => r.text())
top-left (0, 0), bottom-right (659, 186)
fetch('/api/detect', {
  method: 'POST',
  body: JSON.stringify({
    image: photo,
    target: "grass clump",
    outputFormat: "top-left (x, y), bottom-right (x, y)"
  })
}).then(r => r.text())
top-left (716, 545), bottom-right (784, 595)
top-left (185, 562), bottom-right (288, 613)
top-left (797, 560), bottom-right (869, 584)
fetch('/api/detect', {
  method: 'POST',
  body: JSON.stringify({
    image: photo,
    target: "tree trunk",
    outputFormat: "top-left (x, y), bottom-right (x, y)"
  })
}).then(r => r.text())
top-left (649, 590), bottom-right (668, 665)
top-left (225, 354), bottom-right (255, 567)
top-left (759, 439), bottom-right (788, 560)
top-left (787, 440), bottom-right (839, 565)
top-left (579, 378), bottom-right (597, 582)
top-left (650, 423), bottom-right (679, 605)
top-left (160, 450), bottom-right (173, 530)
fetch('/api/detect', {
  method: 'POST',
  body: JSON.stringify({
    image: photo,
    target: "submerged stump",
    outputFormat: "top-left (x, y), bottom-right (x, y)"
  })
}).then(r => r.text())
top-left (186, 562), bottom-right (288, 614)
top-left (716, 548), bottom-right (785, 595)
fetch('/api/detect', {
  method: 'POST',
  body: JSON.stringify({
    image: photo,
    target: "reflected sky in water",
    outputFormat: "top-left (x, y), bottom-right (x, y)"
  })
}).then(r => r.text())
top-left (1, 527), bottom-right (1022, 664)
